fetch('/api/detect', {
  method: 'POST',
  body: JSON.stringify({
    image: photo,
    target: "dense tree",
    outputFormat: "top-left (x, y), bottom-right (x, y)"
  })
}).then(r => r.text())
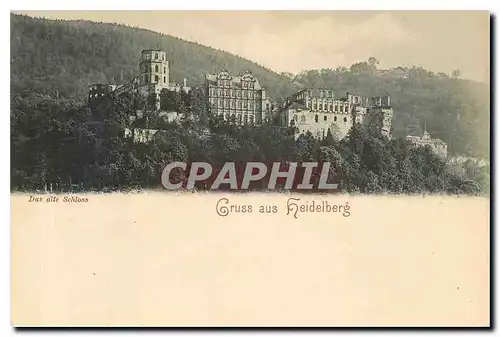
top-left (10, 14), bottom-right (490, 194)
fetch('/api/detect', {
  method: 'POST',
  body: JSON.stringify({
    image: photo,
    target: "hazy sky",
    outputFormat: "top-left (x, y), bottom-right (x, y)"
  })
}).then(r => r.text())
top-left (15, 11), bottom-right (490, 83)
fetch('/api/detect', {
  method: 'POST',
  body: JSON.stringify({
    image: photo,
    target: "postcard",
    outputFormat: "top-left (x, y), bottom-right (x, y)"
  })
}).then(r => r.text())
top-left (10, 10), bottom-right (490, 327)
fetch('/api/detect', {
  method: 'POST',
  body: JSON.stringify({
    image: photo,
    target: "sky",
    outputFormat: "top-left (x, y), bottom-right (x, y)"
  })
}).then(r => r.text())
top-left (14, 11), bottom-right (490, 83)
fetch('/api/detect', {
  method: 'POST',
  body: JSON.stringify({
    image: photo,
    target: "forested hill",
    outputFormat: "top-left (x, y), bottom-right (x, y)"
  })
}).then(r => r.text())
top-left (10, 13), bottom-right (297, 100)
top-left (11, 13), bottom-right (490, 158)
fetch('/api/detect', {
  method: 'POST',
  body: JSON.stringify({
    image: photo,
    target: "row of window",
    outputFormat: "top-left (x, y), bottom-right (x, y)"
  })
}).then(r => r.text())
top-left (142, 64), bottom-right (167, 74)
top-left (217, 80), bottom-right (254, 88)
top-left (211, 99), bottom-right (260, 109)
top-left (209, 88), bottom-right (258, 98)
top-left (307, 102), bottom-right (350, 113)
top-left (217, 112), bottom-right (263, 124)
top-left (88, 93), bottom-right (105, 99)
top-left (144, 52), bottom-right (165, 61)
top-left (210, 96), bottom-right (260, 103)
top-left (144, 75), bottom-right (167, 84)
top-left (293, 114), bottom-right (351, 123)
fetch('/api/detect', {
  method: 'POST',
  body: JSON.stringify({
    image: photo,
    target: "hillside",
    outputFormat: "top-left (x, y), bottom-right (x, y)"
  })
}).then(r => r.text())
top-left (10, 13), bottom-right (298, 100)
top-left (10, 13), bottom-right (490, 158)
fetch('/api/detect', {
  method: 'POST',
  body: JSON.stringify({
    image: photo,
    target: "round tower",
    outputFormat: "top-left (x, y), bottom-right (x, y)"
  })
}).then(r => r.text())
top-left (139, 49), bottom-right (170, 97)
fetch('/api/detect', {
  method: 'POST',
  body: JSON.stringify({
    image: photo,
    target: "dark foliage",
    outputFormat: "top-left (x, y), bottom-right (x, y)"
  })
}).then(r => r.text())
top-left (10, 89), bottom-right (488, 195)
top-left (10, 14), bottom-right (490, 193)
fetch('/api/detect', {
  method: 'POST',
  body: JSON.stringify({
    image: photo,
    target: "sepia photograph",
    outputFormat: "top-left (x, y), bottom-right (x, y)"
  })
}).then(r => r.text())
top-left (9, 9), bottom-right (491, 327)
top-left (10, 11), bottom-right (490, 195)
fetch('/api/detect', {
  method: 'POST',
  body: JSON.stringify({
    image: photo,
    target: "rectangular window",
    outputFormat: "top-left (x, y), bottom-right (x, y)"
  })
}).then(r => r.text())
top-left (164, 77), bottom-right (166, 83)
top-left (145, 76), bottom-right (149, 83)
top-left (155, 75), bottom-right (159, 83)
top-left (225, 100), bottom-right (229, 107)
top-left (243, 101), bottom-right (248, 108)
top-left (237, 101), bottom-right (241, 108)
top-left (237, 91), bottom-right (241, 97)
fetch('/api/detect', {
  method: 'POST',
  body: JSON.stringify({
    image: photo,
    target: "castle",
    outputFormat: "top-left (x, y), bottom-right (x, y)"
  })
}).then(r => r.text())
top-left (279, 89), bottom-right (393, 140)
top-left (205, 69), bottom-right (275, 125)
top-left (406, 129), bottom-right (448, 158)
top-left (87, 49), bottom-right (445, 150)
top-left (88, 49), bottom-right (190, 110)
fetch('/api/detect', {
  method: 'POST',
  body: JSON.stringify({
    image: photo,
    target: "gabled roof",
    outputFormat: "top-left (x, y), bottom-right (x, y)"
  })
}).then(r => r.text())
top-left (205, 69), bottom-right (262, 90)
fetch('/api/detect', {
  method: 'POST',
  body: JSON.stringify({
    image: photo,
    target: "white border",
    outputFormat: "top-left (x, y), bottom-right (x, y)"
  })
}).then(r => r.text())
top-left (2, 1), bottom-right (497, 336)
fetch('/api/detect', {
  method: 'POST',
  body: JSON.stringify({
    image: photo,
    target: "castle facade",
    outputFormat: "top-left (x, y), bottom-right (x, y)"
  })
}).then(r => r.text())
top-left (205, 69), bottom-right (274, 125)
top-left (88, 49), bottom-right (190, 110)
top-left (406, 130), bottom-right (448, 158)
top-left (279, 89), bottom-right (393, 140)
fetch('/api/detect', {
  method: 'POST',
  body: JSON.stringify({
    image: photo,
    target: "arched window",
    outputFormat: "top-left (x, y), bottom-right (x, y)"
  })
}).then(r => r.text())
top-left (154, 53), bottom-right (158, 59)
top-left (324, 116), bottom-right (327, 121)
top-left (343, 117), bottom-right (347, 122)
top-left (315, 114), bottom-right (319, 123)
top-left (155, 65), bottom-right (159, 72)
top-left (334, 116), bottom-right (337, 122)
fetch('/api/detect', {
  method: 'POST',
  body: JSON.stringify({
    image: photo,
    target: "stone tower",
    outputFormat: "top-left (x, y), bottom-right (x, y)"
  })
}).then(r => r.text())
top-left (138, 49), bottom-right (170, 101)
